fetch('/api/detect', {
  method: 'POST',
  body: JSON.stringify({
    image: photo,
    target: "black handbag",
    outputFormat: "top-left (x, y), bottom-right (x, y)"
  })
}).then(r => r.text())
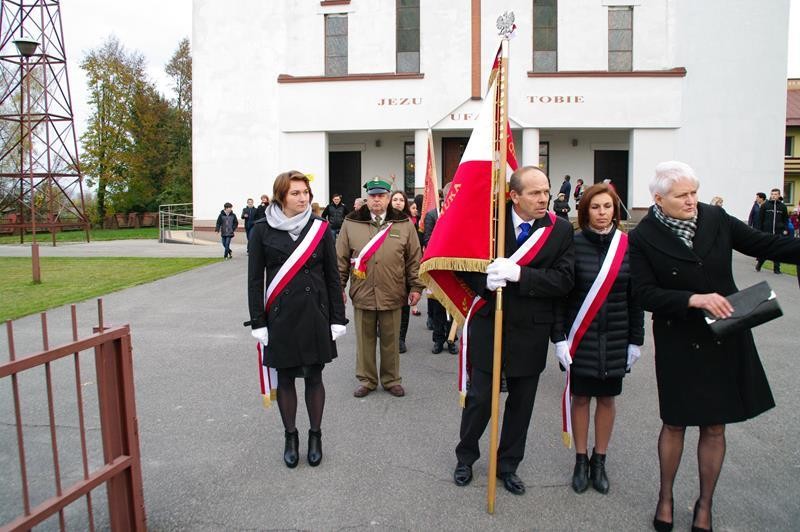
top-left (703, 281), bottom-right (783, 337)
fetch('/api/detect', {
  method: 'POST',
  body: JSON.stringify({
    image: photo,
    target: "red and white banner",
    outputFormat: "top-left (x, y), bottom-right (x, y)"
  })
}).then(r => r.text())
top-left (420, 41), bottom-right (517, 324)
top-left (257, 219), bottom-right (329, 407)
top-left (419, 129), bottom-right (439, 232)
top-left (457, 212), bottom-right (557, 405)
top-left (561, 229), bottom-right (628, 446)
top-left (350, 222), bottom-right (394, 279)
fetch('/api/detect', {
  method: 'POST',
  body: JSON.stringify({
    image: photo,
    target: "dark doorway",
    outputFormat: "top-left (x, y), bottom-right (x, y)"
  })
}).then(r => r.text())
top-left (442, 137), bottom-right (469, 185)
top-left (329, 151), bottom-right (362, 208)
top-left (594, 150), bottom-right (629, 219)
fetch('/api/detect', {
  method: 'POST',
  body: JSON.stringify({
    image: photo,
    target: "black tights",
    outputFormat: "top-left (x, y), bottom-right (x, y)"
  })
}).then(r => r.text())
top-left (276, 369), bottom-right (325, 433)
top-left (656, 423), bottom-right (726, 529)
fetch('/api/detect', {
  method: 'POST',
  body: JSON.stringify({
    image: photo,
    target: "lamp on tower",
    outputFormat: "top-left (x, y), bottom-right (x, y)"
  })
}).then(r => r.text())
top-left (14, 36), bottom-right (41, 283)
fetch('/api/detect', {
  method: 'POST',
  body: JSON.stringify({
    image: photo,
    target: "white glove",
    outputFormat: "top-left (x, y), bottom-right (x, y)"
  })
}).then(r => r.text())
top-left (485, 272), bottom-right (507, 291)
top-left (554, 341), bottom-right (572, 368)
top-left (251, 327), bottom-right (269, 345)
top-left (331, 324), bottom-right (347, 341)
top-left (626, 344), bottom-right (641, 370)
top-left (486, 257), bottom-right (521, 282)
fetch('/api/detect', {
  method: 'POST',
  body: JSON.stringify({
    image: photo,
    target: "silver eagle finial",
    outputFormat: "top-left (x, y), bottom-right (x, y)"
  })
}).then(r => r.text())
top-left (497, 11), bottom-right (516, 37)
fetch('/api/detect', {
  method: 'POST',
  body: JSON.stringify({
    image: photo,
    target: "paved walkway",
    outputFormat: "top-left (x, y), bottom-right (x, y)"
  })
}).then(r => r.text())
top-left (1, 242), bottom-right (798, 530)
top-left (0, 238), bottom-right (245, 258)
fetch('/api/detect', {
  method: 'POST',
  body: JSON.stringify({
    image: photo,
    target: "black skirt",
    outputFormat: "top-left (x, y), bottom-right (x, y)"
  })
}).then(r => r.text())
top-left (275, 364), bottom-right (324, 379)
top-left (571, 374), bottom-right (622, 397)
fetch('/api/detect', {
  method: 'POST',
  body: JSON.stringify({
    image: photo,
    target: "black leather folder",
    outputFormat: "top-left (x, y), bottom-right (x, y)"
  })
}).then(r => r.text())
top-left (703, 281), bottom-right (782, 337)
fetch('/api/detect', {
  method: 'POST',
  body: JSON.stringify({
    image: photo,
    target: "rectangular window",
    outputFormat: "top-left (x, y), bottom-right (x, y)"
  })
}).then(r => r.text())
top-left (325, 14), bottom-right (348, 76)
top-left (532, 0), bottom-right (557, 72)
top-left (404, 141), bottom-right (415, 195)
top-left (608, 6), bottom-right (632, 72)
top-left (539, 141), bottom-right (550, 176)
top-left (396, 0), bottom-right (420, 73)
top-left (784, 181), bottom-right (795, 205)
top-left (787, 136), bottom-right (794, 157)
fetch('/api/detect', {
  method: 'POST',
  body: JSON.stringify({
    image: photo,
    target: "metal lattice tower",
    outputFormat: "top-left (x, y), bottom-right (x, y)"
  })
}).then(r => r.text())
top-left (0, 0), bottom-right (89, 243)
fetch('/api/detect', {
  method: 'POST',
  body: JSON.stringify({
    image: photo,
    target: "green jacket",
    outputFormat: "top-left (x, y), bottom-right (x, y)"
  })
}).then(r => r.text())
top-left (336, 205), bottom-right (424, 310)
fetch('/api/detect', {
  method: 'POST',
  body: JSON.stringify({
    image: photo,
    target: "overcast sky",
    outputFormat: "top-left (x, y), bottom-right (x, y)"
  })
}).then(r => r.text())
top-left (62, 0), bottom-right (800, 142)
top-left (63, 0), bottom-right (192, 141)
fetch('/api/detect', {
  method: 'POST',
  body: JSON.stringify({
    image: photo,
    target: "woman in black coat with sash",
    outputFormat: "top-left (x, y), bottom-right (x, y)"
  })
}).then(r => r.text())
top-left (629, 161), bottom-right (800, 532)
top-left (247, 171), bottom-right (347, 469)
top-left (559, 183), bottom-right (644, 495)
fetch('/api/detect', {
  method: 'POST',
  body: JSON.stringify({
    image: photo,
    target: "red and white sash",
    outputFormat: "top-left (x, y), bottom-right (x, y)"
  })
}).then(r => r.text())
top-left (458, 212), bottom-right (557, 406)
top-left (561, 229), bottom-right (628, 447)
top-left (257, 219), bottom-right (329, 407)
top-left (350, 222), bottom-right (394, 279)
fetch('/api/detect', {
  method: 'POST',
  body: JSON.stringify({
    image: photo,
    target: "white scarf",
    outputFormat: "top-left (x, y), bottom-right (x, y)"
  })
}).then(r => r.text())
top-left (265, 203), bottom-right (312, 241)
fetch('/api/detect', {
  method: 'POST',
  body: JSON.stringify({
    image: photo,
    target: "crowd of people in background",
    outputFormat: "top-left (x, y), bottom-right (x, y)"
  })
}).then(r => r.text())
top-left (219, 177), bottom-right (798, 265)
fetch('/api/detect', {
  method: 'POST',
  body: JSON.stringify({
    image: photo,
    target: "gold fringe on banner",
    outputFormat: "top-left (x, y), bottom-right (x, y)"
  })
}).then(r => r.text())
top-left (352, 270), bottom-right (366, 280)
top-left (460, 393), bottom-right (467, 408)
top-left (419, 257), bottom-right (490, 327)
top-left (419, 257), bottom-right (490, 275)
top-left (262, 395), bottom-right (272, 408)
top-left (562, 432), bottom-right (572, 449)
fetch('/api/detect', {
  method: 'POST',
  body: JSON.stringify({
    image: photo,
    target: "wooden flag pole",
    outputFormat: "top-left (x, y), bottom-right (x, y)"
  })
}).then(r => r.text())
top-left (487, 36), bottom-right (510, 515)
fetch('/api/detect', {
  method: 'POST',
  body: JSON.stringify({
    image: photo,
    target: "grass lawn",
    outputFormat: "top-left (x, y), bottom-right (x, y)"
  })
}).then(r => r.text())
top-left (759, 261), bottom-right (797, 276)
top-left (0, 256), bottom-right (221, 322)
top-left (0, 227), bottom-right (159, 245)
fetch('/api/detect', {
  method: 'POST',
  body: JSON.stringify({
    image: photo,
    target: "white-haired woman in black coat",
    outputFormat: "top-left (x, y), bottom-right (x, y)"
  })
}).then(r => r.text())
top-left (558, 183), bottom-right (644, 496)
top-left (630, 161), bottom-right (800, 532)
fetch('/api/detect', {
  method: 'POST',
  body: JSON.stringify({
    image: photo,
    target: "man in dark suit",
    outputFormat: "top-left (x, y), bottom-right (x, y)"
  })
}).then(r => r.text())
top-left (453, 166), bottom-right (575, 495)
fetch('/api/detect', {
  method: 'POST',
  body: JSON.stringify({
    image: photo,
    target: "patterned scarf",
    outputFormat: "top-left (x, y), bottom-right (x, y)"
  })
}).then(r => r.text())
top-left (653, 204), bottom-right (696, 249)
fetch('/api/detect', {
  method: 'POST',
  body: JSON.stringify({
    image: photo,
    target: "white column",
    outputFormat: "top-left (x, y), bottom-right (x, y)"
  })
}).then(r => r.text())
top-left (521, 128), bottom-right (540, 168)
top-left (414, 129), bottom-right (428, 190)
top-left (279, 131), bottom-right (330, 203)
top-left (629, 128), bottom-right (676, 211)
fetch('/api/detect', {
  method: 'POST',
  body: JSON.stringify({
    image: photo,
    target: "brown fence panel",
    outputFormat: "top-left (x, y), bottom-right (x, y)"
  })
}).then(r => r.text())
top-left (1, 300), bottom-right (145, 531)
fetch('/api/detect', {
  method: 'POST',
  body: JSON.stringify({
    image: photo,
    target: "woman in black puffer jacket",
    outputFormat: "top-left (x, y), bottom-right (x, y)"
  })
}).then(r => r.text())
top-left (559, 183), bottom-right (644, 495)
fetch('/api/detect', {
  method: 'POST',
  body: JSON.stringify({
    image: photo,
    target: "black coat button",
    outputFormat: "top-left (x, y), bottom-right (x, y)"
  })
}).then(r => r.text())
top-left (305, 287), bottom-right (311, 292)
top-left (304, 269), bottom-right (310, 274)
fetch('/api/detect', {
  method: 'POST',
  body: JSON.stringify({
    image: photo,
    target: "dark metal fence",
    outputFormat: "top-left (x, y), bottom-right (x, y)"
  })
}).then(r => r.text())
top-left (1, 300), bottom-right (145, 531)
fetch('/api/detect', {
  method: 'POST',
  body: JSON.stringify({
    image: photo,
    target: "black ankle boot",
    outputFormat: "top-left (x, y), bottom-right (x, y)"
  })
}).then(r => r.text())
top-left (307, 429), bottom-right (322, 467)
top-left (571, 453), bottom-right (590, 493)
top-left (589, 450), bottom-right (609, 494)
top-left (284, 430), bottom-right (299, 468)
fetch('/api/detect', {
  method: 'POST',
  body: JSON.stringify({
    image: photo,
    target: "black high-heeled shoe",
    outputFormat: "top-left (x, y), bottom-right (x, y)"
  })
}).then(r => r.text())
top-left (652, 499), bottom-right (673, 532)
top-left (284, 429), bottom-right (299, 468)
top-left (307, 429), bottom-right (322, 467)
top-left (691, 500), bottom-right (713, 532)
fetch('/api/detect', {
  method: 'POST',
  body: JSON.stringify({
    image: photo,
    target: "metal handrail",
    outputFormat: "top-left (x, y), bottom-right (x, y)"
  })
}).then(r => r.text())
top-left (158, 203), bottom-right (194, 244)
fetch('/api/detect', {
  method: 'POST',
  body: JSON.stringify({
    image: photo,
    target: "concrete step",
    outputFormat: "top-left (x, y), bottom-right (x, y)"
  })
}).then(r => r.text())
top-left (159, 229), bottom-right (214, 245)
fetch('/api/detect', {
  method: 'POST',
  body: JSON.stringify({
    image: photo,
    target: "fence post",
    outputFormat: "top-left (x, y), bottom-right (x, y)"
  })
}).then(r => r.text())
top-left (93, 325), bottom-right (145, 530)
